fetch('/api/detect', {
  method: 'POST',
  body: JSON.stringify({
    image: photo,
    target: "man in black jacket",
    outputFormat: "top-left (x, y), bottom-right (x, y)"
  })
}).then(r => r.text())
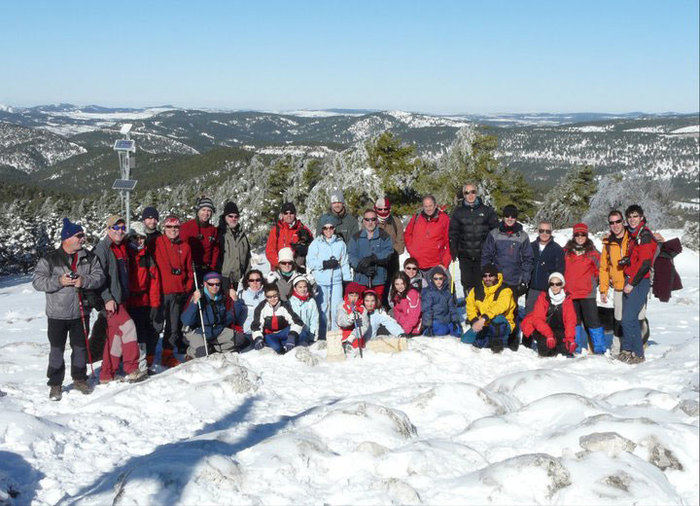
top-left (524, 221), bottom-right (565, 314)
top-left (449, 184), bottom-right (498, 297)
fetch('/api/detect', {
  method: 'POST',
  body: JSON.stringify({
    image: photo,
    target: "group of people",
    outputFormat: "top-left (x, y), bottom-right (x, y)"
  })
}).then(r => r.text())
top-left (33, 184), bottom-right (672, 401)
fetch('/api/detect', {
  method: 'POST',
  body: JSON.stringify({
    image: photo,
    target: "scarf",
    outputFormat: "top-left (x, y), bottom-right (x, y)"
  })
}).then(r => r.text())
top-left (342, 295), bottom-right (364, 314)
top-left (292, 290), bottom-right (310, 302)
top-left (548, 289), bottom-right (566, 306)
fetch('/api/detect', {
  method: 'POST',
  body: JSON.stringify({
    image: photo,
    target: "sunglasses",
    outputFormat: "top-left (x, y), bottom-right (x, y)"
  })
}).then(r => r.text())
top-left (482, 273), bottom-right (497, 278)
top-left (164, 225), bottom-right (180, 229)
top-left (110, 225), bottom-right (126, 232)
top-left (248, 278), bottom-right (262, 282)
top-left (574, 233), bottom-right (587, 238)
top-left (265, 294), bottom-right (279, 299)
top-left (363, 217), bottom-right (377, 222)
top-left (279, 261), bottom-right (293, 266)
top-left (404, 266), bottom-right (418, 271)
top-left (538, 229), bottom-right (552, 234)
top-left (433, 276), bottom-right (445, 281)
top-left (608, 219), bottom-right (623, 225)
top-left (322, 225), bottom-right (335, 230)
top-left (226, 214), bottom-right (239, 219)
top-left (206, 282), bottom-right (221, 287)
top-left (375, 207), bottom-right (389, 211)
top-left (464, 190), bottom-right (477, 195)
top-left (549, 281), bottom-right (564, 287)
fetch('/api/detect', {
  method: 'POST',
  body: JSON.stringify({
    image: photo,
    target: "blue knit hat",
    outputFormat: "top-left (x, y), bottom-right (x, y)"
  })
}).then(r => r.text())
top-left (203, 271), bottom-right (222, 283)
top-left (61, 218), bottom-right (83, 241)
top-left (141, 206), bottom-right (159, 220)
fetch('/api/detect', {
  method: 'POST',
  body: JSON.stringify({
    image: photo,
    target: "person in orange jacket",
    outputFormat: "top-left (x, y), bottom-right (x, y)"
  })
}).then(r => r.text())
top-left (265, 202), bottom-right (313, 272)
top-left (404, 195), bottom-right (451, 272)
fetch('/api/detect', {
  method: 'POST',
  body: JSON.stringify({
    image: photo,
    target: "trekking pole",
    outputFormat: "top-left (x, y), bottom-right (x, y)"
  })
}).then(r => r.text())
top-left (327, 260), bottom-right (335, 336)
top-left (352, 308), bottom-right (364, 358)
top-left (450, 261), bottom-right (456, 295)
top-left (77, 288), bottom-right (96, 379)
top-left (192, 262), bottom-right (210, 357)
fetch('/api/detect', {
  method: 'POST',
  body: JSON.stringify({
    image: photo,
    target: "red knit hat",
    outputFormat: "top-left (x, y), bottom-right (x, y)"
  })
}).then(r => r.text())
top-left (374, 197), bottom-right (391, 218)
top-left (573, 222), bottom-right (588, 235)
top-left (345, 282), bottom-right (365, 296)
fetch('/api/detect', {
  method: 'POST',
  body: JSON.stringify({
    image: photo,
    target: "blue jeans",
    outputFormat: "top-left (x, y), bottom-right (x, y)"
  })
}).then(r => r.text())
top-left (316, 283), bottom-right (343, 339)
top-left (264, 328), bottom-right (294, 352)
top-left (621, 279), bottom-right (650, 357)
top-left (461, 315), bottom-right (512, 348)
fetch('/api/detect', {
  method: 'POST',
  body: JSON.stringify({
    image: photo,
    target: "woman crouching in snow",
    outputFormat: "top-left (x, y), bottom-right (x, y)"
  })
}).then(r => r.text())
top-left (389, 272), bottom-right (422, 336)
top-left (336, 282), bottom-right (370, 353)
top-left (521, 272), bottom-right (577, 357)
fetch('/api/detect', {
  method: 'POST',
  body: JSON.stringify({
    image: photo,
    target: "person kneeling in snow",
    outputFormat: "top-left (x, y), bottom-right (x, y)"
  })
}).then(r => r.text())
top-left (461, 264), bottom-right (516, 353)
top-left (251, 283), bottom-right (305, 354)
top-left (521, 272), bottom-right (577, 357)
top-left (336, 282), bottom-right (370, 353)
top-left (421, 265), bottom-right (462, 337)
top-left (362, 289), bottom-right (404, 338)
top-left (181, 272), bottom-right (249, 360)
top-left (288, 273), bottom-right (320, 344)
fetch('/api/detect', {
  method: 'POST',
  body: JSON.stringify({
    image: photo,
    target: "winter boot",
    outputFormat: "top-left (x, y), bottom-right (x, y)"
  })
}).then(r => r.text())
top-left (73, 380), bottom-right (93, 395)
top-left (589, 327), bottom-right (607, 354)
top-left (627, 352), bottom-right (645, 364)
top-left (161, 349), bottom-right (181, 368)
top-left (616, 350), bottom-right (632, 363)
top-left (126, 369), bottom-right (147, 383)
top-left (49, 385), bottom-right (62, 401)
top-left (574, 325), bottom-right (588, 354)
top-left (146, 354), bottom-right (155, 367)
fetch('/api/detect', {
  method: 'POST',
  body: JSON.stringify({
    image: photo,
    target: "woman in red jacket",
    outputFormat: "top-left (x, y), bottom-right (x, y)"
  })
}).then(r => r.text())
top-left (389, 272), bottom-right (422, 335)
top-left (563, 223), bottom-right (606, 354)
top-left (521, 272), bottom-right (577, 356)
top-left (125, 223), bottom-right (162, 369)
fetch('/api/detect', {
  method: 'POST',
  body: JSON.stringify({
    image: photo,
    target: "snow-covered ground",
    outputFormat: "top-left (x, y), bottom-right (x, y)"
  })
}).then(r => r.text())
top-left (0, 231), bottom-right (698, 505)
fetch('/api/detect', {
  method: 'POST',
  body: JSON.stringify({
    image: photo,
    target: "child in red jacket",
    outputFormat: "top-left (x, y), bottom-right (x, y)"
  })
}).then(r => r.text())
top-left (522, 273), bottom-right (577, 357)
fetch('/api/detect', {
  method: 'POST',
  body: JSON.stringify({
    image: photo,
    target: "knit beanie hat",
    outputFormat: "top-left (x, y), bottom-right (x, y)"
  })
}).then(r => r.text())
top-left (481, 263), bottom-right (500, 277)
top-left (61, 217), bottom-right (83, 241)
top-left (223, 201), bottom-right (240, 216)
top-left (573, 222), bottom-right (588, 235)
top-left (330, 190), bottom-right (345, 205)
top-left (163, 214), bottom-right (181, 227)
top-left (548, 272), bottom-right (565, 287)
top-left (195, 196), bottom-right (215, 212)
top-left (345, 282), bottom-right (365, 296)
top-left (319, 215), bottom-right (339, 228)
top-left (502, 204), bottom-right (519, 218)
top-left (280, 202), bottom-right (296, 215)
top-left (278, 247), bottom-right (294, 263)
top-left (141, 206), bottom-right (159, 220)
top-left (127, 221), bottom-right (147, 238)
top-left (203, 271), bottom-right (222, 283)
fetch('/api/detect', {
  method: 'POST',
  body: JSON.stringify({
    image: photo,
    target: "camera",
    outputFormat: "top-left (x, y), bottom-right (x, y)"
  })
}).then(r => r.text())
top-left (67, 271), bottom-right (79, 279)
top-left (617, 256), bottom-right (631, 267)
top-left (171, 268), bottom-right (182, 276)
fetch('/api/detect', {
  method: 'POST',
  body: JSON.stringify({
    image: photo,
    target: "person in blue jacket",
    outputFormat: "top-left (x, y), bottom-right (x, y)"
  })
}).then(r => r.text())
top-left (181, 272), bottom-right (249, 359)
top-left (421, 265), bottom-right (462, 336)
top-left (307, 216), bottom-right (352, 338)
top-left (362, 289), bottom-right (405, 338)
top-left (348, 209), bottom-right (394, 301)
top-left (481, 204), bottom-right (534, 297)
top-left (524, 221), bottom-right (565, 315)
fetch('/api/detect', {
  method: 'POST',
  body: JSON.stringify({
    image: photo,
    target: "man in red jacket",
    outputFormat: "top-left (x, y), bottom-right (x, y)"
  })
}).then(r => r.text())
top-left (153, 214), bottom-right (193, 367)
top-left (619, 205), bottom-right (657, 364)
top-left (404, 195), bottom-right (451, 273)
top-left (265, 202), bottom-right (313, 271)
top-left (180, 196), bottom-right (219, 283)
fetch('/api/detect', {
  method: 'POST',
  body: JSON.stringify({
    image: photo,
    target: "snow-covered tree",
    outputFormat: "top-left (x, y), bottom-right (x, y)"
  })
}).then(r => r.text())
top-left (536, 165), bottom-right (597, 228)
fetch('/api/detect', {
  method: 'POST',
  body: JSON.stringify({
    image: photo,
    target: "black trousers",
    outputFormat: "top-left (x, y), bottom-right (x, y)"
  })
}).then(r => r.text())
top-left (459, 257), bottom-right (481, 297)
top-left (47, 317), bottom-right (88, 386)
top-left (383, 252), bottom-right (401, 306)
top-left (573, 298), bottom-right (600, 328)
top-left (531, 329), bottom-right (569, 357)
top-left (128, 306), bottom-right (159, 356)
top-left (163, 292), bottom-right (188, 351)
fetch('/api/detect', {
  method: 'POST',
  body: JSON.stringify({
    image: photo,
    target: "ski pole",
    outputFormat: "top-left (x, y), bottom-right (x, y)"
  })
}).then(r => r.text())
top-left (450, 261), bottom-right (456, 295)
top-left (192, 262), bottom-right (210, 357)
top-left (77, 288), bottom-right (95, 379)
top-left (352, 308), bottom-right (364, 358)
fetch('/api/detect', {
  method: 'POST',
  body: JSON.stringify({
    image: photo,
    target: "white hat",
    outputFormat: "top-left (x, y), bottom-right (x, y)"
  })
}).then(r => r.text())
top-left (127, 221), bottom-right (147, 238)
top-left (548, 272), bottom-right (565, 286)
top-left (330, 190), bottom-right (345, 204)
top-left (278, 247), bottom-right (294, 263)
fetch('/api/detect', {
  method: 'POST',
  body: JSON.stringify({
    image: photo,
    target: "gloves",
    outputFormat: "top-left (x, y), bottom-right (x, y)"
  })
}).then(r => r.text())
top-left (322, 258), bottom-right (340, 270)
top-left (283, 342), bottom-right (295, 353)
top-left (357, 256), bottom-right (372, 272)
top-left (253, 337), bottom-right (265, 350)
top-left (516, 282), bottom-right (529, 297)
top-left (546, 336), bottom-right (556, 349)
top-left (565, 340), bottom-right (577, 354)
top-left (373, 256), bottom-right (389, 267)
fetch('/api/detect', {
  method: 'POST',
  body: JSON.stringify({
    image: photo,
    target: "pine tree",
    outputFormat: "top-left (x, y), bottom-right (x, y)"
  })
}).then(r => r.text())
top-left (536, 165), bottom-right (597, 228)
top-left (366, 132), bottom-right (420, 215)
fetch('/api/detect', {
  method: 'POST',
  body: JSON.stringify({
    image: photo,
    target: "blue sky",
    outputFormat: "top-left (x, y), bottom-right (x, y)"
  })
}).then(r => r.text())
top-left (2, 0), bottom-right (698, 113)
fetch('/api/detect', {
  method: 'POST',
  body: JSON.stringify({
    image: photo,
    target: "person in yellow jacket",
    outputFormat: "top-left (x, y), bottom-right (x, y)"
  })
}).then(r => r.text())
top-left (461, 263), bottom-right (516, 353)
top-left (600, 210), bottom-right (648, 345)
